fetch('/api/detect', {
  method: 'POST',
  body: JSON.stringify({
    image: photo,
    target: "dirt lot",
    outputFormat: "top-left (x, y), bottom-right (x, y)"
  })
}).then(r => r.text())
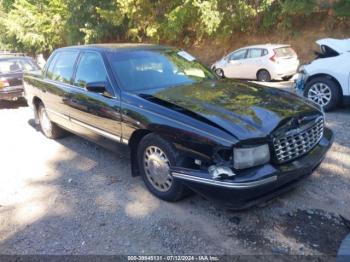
top-left (0, 82), bottom-right (349, 258)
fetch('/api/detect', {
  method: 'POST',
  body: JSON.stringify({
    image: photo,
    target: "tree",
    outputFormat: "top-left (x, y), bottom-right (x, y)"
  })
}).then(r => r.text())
top-left (0, 0), bottom-right (67, 54)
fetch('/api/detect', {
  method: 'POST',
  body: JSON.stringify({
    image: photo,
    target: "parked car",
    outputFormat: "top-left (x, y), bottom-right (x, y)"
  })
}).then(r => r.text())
top-left (294, 38), bottom-right (350, 111)
top-left (0, 54), bottom-right (40, 101)
top-left (24, 44), bottom-right (333, 209)
top-left (211, 44), bottom-right (299, 82)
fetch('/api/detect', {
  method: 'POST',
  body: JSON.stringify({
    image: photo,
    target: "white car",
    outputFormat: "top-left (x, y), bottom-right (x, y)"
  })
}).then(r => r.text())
top-left (211, 44), bottom-right (299, 82)
top-left (295, 38), bottom-right (350, 111)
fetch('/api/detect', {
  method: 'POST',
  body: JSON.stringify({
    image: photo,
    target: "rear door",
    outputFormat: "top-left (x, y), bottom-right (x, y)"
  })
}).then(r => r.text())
top-left (66, 51), bottom-right (122, 149)
top-left (42, 50), bottom-right (79, 127)
top-left (242, 48), bottom-right (265, 79)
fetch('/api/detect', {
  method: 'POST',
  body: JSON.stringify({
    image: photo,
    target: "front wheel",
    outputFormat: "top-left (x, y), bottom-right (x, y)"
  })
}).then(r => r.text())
top-left (304, 77), bottom-right (341, 111)
top-left (215, 68), bottom-right (225, 78)
top-left (137, 133), bottom-right (189, 202)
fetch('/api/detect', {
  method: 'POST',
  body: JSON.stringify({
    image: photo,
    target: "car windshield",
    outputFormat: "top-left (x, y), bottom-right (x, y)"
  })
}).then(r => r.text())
top-left (0, 58), bottom-right (39, 74)
top-left (109, 49), bottom-right (215, 91)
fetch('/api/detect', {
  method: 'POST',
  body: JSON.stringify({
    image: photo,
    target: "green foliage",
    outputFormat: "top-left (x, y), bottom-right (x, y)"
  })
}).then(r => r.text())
top-left (0, 0), bottom-right (67, 53)
top-left (0, 0), bottom-right (348, 54)
top-left (334, 0), bottom-right (350, 17)
top-left (281, 0), bottom-right (316, 16)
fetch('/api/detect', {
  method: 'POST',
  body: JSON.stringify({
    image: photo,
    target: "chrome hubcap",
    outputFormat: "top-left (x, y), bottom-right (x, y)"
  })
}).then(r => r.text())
top-left (143, 146), bottom-right (173, 192)
top-left (41, 108), bottom-right (51, 134)
top-left (308, 83), bottom-right (332, 106)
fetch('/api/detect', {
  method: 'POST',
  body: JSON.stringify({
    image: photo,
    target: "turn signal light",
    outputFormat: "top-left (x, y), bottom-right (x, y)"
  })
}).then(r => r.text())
top-left (0, 78), bottom-right (10, 89)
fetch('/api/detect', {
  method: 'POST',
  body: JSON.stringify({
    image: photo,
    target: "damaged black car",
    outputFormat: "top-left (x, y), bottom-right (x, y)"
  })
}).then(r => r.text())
top-left (23, 44), bottom-right (333, 209)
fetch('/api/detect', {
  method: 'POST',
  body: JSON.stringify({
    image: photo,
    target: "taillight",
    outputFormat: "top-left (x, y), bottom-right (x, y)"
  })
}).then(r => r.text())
top-left (0, 78), bottom-right (10, 88)
top-left (269, 51), bottom-right (277, 63)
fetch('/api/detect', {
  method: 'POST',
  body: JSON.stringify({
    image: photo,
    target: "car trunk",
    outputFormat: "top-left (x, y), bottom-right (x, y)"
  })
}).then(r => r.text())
top-left (0, 72), bottom-right (23, 90)
top-left (274, 46), bottom-right (299, 70)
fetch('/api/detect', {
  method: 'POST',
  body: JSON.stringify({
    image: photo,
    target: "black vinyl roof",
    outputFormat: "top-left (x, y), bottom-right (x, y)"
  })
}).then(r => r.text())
top-left (58, 43), bottom-right (172, 53)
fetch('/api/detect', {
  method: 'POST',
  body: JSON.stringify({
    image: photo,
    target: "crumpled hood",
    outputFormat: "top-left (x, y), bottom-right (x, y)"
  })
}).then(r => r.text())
top-left (316, 38), bottom-right (350, 54)
top-left (140, 80), bottom-right (321, 140)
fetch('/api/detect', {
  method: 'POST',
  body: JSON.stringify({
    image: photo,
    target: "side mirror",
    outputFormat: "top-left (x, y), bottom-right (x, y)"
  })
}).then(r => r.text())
top-left (85, 81), bottom-right (106, 93)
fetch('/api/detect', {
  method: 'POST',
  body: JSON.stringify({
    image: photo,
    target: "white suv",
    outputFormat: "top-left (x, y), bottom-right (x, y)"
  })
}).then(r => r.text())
top-left (211, 44), bottom-right (299, 82)
top-left (295, 38), bottom-right (350, 111)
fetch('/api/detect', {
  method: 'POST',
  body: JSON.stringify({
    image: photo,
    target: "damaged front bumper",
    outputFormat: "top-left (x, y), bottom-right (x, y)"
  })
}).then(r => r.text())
top-left (293, 72), bottom-right (308, 96)
top-left (171, 127), bottom-right (333, 210)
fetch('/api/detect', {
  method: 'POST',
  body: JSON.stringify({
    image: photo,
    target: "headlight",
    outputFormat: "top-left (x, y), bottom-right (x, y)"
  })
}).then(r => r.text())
top-left (233, 144), bottom-right (270, 169)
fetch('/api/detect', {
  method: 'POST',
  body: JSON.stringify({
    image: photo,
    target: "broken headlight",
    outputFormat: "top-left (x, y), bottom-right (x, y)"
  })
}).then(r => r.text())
top-left (233, 144), bottom-right (270, 169)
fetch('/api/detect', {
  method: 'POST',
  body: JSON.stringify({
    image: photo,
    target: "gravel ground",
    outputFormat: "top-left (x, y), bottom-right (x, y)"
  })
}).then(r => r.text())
top-left (0, 83), bottom-right (349, 257)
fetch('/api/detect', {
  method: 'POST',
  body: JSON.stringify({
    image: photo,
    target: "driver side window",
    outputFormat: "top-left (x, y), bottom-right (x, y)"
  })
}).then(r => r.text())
top-left (74, 52), bottom-right (108, 88)
top-left (229, 49), bottom-right (247, 61)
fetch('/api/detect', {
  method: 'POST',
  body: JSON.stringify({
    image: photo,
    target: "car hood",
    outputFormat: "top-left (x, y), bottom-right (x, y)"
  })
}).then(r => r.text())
top-left (316, 38), bottom-right (350, 54)
top-left (139, 80), bottom-right (321, 140)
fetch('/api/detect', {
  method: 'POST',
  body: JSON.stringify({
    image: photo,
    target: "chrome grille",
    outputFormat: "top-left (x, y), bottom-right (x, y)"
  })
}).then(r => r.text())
top-left (273, 117), bottom-right (324, 163)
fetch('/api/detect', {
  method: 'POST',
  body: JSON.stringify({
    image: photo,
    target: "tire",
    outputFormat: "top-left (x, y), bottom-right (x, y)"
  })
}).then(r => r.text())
top-left (137, 133), bottom-right (189, 202)
top-left (215, 68), bottom-right (225, 78)
top-left (38, 104), bottom-right (66, 139)
top-left (257, 69), bottom-right (271, 82)
top-left (304, 77), bottom-right (341, 111)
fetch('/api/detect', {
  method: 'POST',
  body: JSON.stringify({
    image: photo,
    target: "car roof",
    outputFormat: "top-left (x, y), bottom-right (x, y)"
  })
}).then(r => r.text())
top-left (0, 55), bottom-right (33, 61)
top-left (57, 43), bottom-right (173, 53)
top-left (238, 44), bottom-right (291, 50)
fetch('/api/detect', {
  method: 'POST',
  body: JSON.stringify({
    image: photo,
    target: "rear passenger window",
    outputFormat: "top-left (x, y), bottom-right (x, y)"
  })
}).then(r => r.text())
top-left (74, 52), bottom-right (108, 87)
top-left (248, 49), bottom-right (263, 58)
top-left (47, 51), bottom-right (78, 83)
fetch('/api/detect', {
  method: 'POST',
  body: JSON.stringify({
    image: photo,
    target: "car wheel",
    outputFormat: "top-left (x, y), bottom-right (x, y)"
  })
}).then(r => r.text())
top-left (38, 104), bottom-right (66, 139)
top-left (215, 68), bottom-right (225, 78)
top-left (304, 77), bottom-right (341, 111)
top-left (137, 133), bottom-right (189, 202)
top-left (257, 69), bottom-right (271, 82)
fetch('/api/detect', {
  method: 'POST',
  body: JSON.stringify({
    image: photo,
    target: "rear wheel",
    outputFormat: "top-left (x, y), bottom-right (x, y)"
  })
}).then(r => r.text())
top-left (257, 69), bottom-right (271, 82)
top-left (137, 133), bottom-right (189, 201)
top-left (38, 104), bottom-right (66, 139)
top-left (304, 77), bottom-right (340, 111)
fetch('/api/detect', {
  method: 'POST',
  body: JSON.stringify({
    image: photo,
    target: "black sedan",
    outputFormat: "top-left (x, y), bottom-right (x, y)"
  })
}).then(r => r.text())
top-left (23, 44), bottom-right (333, 209)
top-left (0, 55), bottom-right (40, 101)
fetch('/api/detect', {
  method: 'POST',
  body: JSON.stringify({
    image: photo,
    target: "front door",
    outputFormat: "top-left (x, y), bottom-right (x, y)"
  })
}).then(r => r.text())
top-left (66, 51), bottom-right (122, 150)
top-left (224, 49), bottom-right (248, 79)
